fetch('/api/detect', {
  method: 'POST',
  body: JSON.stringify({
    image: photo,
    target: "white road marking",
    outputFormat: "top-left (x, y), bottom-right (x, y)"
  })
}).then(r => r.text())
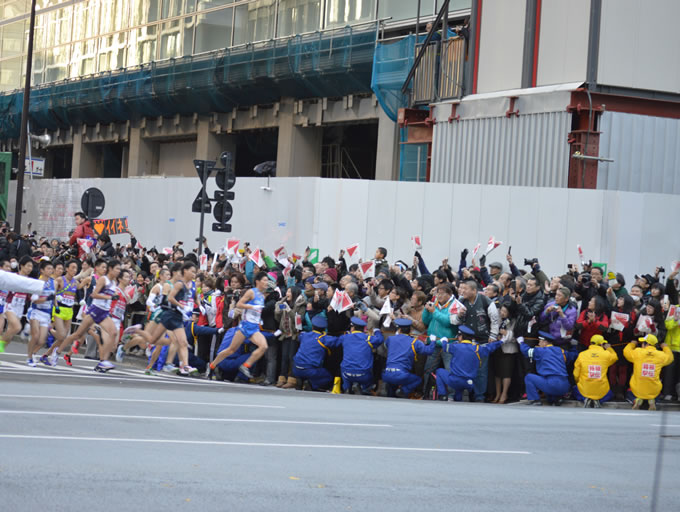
top-left (0, 368), bottom-right (227, 386)
top-left (651, 424), bottom-right (680, 427)
top-left (0, 410), bottom-right (390, 428)
top-left (0, 394), bottom-right (284, 409)
top-left (0, 434), bottom-right (531, 454)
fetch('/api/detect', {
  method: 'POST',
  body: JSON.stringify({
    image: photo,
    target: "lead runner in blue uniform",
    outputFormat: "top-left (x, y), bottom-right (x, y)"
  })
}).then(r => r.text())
top-left (209, 271), bottom-right (269, 379)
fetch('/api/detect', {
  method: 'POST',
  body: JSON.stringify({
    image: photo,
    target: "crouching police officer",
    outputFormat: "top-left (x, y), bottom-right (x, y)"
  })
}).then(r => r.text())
top-left (382, 318), bottom-right (435, 398)
top-left (435, 325), bottom-right (502, 401)
top-left (573, 334), bottom-right (618, 408)
top-left (519, 331), bottom-right (577, 405)
top-left (292, 315), bottom-right (334, 391)
top-left (336, 317), bottom-right (384, 394)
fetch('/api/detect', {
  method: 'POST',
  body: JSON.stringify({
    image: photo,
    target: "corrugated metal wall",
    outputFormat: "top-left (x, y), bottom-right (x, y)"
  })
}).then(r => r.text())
top-left (431, 111), bottom-right (572, 187)
top-left (598, 111), bottom-right (680, 194)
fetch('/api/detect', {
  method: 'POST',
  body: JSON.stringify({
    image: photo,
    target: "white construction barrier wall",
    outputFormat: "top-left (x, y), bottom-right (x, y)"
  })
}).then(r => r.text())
top-left (7, 177), bottom-right (680, 281)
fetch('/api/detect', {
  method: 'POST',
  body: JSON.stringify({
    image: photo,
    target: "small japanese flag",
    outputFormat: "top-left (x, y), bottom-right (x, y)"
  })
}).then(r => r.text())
top-left (338, 291), bottom-right (354, 313)
top-left (346, 243), bottom-right (360, 261)
top-left (77, 238), bottom-right (96, 254)
top-left (295, 313), bottom-right (303, 331)
top-left (273, 246), bottom-right (287, 263)
top-left (448, 298), bottom-right (464, 316)
top-left (199, 254), bottom-right (208, 271)
top-left (162, 247), bottom-right (174, 256)
top-left (380, 298), bottom-right (393, 316)
top-left (411, 235), bottom-right (422, 250)
top-left (484, 236), bottom-right (502, 256)
top-left (577, 245), bottom-right (586, 266)
top-left (359, 261), bottom-right (375, 279)
top-left (330, 289), bottom-right (343, 311)
top-left (611, 312), bottom-right (629, 331)
top-left (250, 248), bottom-right (265, 268)
top-left (283, 262), bottom-right (293, 278)
top-left (672, 261), bottom-right (680, 273)
top-left (471, 243), bottom-right (482, 260)
top-left (124, 285), bottom-right (136, 300)
top-left (226, 238), bottom-right (240, 256)
top-left (136, 241), bottom-right (143, 250)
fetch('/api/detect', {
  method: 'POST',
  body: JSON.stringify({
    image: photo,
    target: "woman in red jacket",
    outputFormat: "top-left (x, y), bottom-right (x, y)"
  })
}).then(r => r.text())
top-left (575, 295), bottom-right (610, 349)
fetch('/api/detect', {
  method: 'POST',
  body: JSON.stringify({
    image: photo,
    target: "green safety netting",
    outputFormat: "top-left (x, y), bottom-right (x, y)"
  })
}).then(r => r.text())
top-left (0, 25), bottom-right (378, 139)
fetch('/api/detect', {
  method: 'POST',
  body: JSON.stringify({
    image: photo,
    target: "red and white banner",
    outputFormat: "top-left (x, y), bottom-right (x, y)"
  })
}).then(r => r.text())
top-left (610, 311), bottom-right (629, 331)
top-left (484, 236), bottom-right (502, 256)
top-left (249, 248), bottom-right (265, 268)
top-left (346, 243), bottom-right (360, 261)
top-left (77, 238), bottom-right (96, 254)
top-left (359, 261), bottom-right (375, 279)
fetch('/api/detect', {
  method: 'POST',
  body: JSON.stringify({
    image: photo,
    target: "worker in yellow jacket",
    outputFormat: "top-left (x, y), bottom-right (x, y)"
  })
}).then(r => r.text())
top-left (573, 334), bottom-right (618, 408)
top-left (624, 334), bottom-right (674, 410)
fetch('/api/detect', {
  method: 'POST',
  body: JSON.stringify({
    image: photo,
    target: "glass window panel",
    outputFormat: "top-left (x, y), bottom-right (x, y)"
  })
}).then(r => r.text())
top-left (97, 31), bottom-right (128, 71)
top-left (185, 0), bottom-right (196, 13)
top-left (128, 25), bottom-right (158, 66)
top-left (451, 0), bottom-right (472, 12)
top-left (195, 7), bottom-right (232, 53)
top-left (33, 14), bottom-right (47, 50)
top-left (131, 0), bottom-right (160, 26)
top-left (0, 20), bottom-right (26, 58)
top-left (73, 0), bottom-right (101, 41)
top-left (233, 0), bottom-right (275, 45)
top-left (377, 0), bottom-right (419, 22)
top-left (162, 0), bottom-right (184, 19)
top-left (182, 15), bottom-right (195, 55)
top-left (31, 50), bottom-right (45, 86)
top-left (70, 38), bottom-right (97, 78)
top-left (197, 0), bottom-right (232, 11)
top-left (277, 0), bottom-right (321, 37)
top-left (159, 19), bottom-right (182, 59)
top-left (44, 44), bottom-right (70, 83)
top-left (0, 55), bottom-right (23, 93)
top-left (45, 6), bottom-right (73, 47)
top-left (325, 0), bottom-right (376, 28)
top-left (0, 0), bottom-right (29, 19)
top-left (100, 0), bottom-right (130, 33)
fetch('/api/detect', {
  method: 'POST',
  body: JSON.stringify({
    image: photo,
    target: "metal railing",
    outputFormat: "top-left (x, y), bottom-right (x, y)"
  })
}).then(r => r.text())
top-left (322, 144), bottom-right (363, 179)
top-left (412, 36), bottom-right (466, 105)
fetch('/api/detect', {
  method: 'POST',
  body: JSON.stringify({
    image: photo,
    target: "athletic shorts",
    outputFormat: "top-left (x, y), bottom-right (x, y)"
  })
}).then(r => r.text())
top-left (160, 310), bottom-right (184, 331)
top-left (87, 305), bottom-right (110, 324)
top-left (0, 305), bottom-right (4, 314)
top-left (150, 309), bottom-right (163, 324)
top-left (238, 321), bottom-right (260, 340)
top-left (53, 305), bottom-right (74, 322)
top-left (4, 303), bottom-right (23, 317)
top-left (112, 317), bottom-right (122, 331)
top-left (28, 308), bottom-right (52, 327)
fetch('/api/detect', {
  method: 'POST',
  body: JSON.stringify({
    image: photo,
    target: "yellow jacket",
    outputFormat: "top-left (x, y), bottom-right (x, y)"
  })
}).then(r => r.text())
top-left (623, 342), bottom-right (674, 399)
top-left (573, 345), bottom-right (618, 399)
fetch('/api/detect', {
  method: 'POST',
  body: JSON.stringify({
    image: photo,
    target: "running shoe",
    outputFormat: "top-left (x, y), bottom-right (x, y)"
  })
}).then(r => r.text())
top-left (71, 340), bottom-right (80, 354)
top-left (632, 398), bottom-right (643, 410)
top-left (27, 358), bottom-right (36, 367)
top-left (48, 351), bottom-right (59, 367)
top-left (144, 367), bottom-right (156, 376)
top-left (0, 339), bottom-right (6, 353)
top-left (178, 365), bottom-right (198, 376)
top-left (115, 345), bottom-right (124, 363)
top-left (40, 355), bottom-right (49, 365)
top-left (178, 366), bottom-right (189, 376)
top-left (648, 400), bottom-right (657, 411)
top-left (95, 360), bottom-right (115, 372)
top-left (63, 354), bottom-right (72, 366)
top-left (162, 363), bottom-right (177, 373)
top-left (238, 364), bottom-right (253, 379)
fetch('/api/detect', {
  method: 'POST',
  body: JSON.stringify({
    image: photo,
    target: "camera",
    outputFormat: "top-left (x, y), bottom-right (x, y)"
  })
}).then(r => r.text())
top-left (580, 273), bottom-right (592, 284)
top-left (524, 258), bottom-right (538, 267)
top-left (658, 267), bottom-right (665, 274)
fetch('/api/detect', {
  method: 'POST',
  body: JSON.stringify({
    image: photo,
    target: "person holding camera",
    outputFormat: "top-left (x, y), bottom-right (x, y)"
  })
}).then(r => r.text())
top-left (539, 287), bottom-right (578, 347)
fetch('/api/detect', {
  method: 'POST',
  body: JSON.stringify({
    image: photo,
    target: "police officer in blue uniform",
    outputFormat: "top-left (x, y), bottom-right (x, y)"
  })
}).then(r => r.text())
top-left (519, 330), bottom-right (577, 405)
top-left (435, 325), bottom-right (503, 401)
top-left (382, 318), bottom-right (436, 398)
top-left (334, 317), bottom-right (384, 394)
top-left (292, 315), bottom-right (334, 391)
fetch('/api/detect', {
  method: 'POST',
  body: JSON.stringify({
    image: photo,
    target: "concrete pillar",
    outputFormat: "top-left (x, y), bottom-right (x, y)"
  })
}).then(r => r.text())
top-left (276, 98), bottom-right (322, 177)
top-left (127, 121), bottom-right (158, 177)
top-left (196, 118), bottom-right (236, 166)
top-left (375, 108), bottom-right (400, 181)
top-left (71, 128), bottom-right (99, 178)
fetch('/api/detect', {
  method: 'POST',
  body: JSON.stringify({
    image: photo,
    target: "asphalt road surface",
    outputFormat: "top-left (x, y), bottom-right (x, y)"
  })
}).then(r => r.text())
top-left (1, 347), bottom-right (679, 512)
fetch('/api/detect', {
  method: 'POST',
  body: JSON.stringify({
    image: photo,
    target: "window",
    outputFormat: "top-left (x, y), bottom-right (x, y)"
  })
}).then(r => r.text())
top-left (45, 44), bottom-right (70, 83)
top-left (97, 31), bottom-right (128, 71)
top-left (0, 20), bottom-right (25, 59)
top-left (0, 55), bottom-right (22, 92)
top-left (45, 6), bottom-right (73, 47)
top-left (160, 19), bottom-right (182, 58)
top-left (233, 0), bottom-right (275, 45)
top-left (131, 0), bottom-right (161, 27)
top-left (73, 0), bottom-right (101, 41)
top-left (100, 0), bottom-right (130, 34)
top-left (195, 7), bottom-right (232, 52)
top-left (325, 0), bottom-right (376, 29)
top-left (71, 38), bottom-right (97, 77)
top-left (197, 0), bottom-right (233, 11)
top-left (277, 0), bottom-right (321, 37)
top-left (128, 25), bottom-right (158, 66)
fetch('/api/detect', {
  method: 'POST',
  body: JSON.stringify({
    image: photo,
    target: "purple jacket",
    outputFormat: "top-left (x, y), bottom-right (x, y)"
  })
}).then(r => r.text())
top-left (539, 300), bottom-right (577, 345)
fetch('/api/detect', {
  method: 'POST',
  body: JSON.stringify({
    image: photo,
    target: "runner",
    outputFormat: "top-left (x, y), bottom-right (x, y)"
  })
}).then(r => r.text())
top-left (58, 259), bottom-right (121, 372)
top-left (26, 260), bottom-right (55, 366)
top-left (126, 267), bottom-right (172, 357)
top-left (0, 256), bottom-right (34, 353)
top-left (0, 259), bottom-right (12, 337)
top-left (208, 271), bottom-right (270, 379)
top-left (111, 269), bottom-right (134, 361)
top-left (144, 262), bottom-right (198, 376)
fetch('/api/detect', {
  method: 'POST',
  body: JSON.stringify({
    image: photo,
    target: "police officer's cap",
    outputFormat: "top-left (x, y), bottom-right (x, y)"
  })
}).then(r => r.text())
top-left (538, 330), bottom-right (555, 341)
top-left (458, 325), bottom-right (475, 336)
top-left (394, 318), bottom-right (412, 328)
top-left (311, 315), bottom-right (328, 330)
top-left (350, 317), bottom-right (367, 328)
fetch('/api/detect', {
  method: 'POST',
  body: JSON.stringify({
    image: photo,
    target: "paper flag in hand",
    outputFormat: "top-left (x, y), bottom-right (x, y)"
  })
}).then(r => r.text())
top-left (308, 248), bottom-right (319, 264)
top-left (448, 298), bottom-right (464, 315)
top-left (380, 298), bottom-right (393, 316)
top-left (484, 236), bottom-right (502, 255)
top-left (611, 312), bottom-right (629, 331)
top-left (330, 289), bottom-right (343, 311)
top-left (295, 313), bottom-right (303, 331)
top-left (77, 238), bottom-right (96, 254)
top-left (136, 241), bottom-right (143, 250)
top-left (471, 243), bottom-right (481, 259)
top-left (291, 253), bottom-right (302, 263)
top-left (411, 235), bottom-right (422, 250)
top-left (672, 261), bottom-right (680, 273)
top-left (250, 248), bottom-right (265, 268)
top-left (577, 245), bottom-right (585, 265)
top-left (338, 291), bottom-right (354, 313)
top-left (273, 246), bottom-right (287, 261)
top-left (346, 243), bottom-right (360, 260)
top-left (162, 247), bottom-right (174, 256)
top-left (199, 254), bottom-right (208, 271)
top-left (666, 305), bottom-right (677, 322)
top-left (226, 239), bottom-right (240, 255)
top-left (359, 261), bottom-right (375, 279)
top-left (283, 262), bottom-right (293, 278)
top-left (124, 285), bottom-right (136, 300)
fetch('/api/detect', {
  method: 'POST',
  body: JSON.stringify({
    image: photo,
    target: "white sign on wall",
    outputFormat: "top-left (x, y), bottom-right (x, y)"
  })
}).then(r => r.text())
top-left (25, 157), bottom-right (45, 177)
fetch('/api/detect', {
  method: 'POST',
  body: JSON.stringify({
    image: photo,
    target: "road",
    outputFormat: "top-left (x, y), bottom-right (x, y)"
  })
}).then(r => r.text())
top-left (1, 347), bottom-right (679, 512)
